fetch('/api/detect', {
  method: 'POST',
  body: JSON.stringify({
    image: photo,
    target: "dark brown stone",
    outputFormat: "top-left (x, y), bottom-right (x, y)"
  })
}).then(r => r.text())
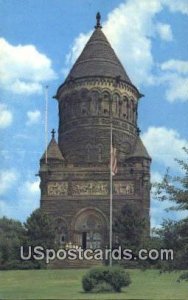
top-left (39, 21), bottom-right (151, 251)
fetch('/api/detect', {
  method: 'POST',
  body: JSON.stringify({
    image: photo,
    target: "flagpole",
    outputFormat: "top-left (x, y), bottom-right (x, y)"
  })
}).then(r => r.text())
top-left (45, 85), bottom-right (49, 164)
top-left (109, 120), bottom-right (113, 266)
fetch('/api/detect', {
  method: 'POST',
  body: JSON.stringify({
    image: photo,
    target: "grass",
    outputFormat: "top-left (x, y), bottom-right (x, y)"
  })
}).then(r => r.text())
top-left (0, 269), bottom-right (187, 300)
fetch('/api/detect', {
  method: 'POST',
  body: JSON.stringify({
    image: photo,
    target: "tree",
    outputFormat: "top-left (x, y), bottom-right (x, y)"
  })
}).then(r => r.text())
top-left (0, 217), bottom-right (26, 269)
top-left (156, 218), bottom-right (188, 271)
top-left (154, 147), bottom-right (188, 279)
top-left (113, 202), bottom-right (147, 253)
top-left (21, 208), bottom-right (57, 269)
top-left (24, 208), bottom-right (56, 249)
top-left (154, 147), bottom-right (188, 211)
top-left (0, 209), bottom-right (57, 270)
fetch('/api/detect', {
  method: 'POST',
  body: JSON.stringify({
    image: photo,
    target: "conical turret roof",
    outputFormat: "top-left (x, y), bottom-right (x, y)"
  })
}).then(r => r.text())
top-left (41, 136), bottom-right (64, 161)
top-left (65, 25), bottom-right (132, 85)
top-left (132, 137), bottom-right (151, 160)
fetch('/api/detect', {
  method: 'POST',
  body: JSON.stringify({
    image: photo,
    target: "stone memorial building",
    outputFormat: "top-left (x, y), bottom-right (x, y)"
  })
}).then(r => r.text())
top-left (39, 13), bottom-right (151, 250)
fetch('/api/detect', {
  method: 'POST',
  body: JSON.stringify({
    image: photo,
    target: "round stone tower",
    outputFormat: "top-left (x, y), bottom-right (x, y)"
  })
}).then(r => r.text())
top-left (39, 13), bottom-right (151, 250)
top-left (55, 15), bottom-right (141, 165)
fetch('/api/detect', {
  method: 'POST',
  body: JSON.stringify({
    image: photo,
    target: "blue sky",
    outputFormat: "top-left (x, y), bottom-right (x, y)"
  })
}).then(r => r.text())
top-left (0, 0), bottom-right (188, 227)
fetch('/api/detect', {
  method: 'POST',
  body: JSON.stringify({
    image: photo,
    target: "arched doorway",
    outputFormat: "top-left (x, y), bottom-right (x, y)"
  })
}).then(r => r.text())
top-left (71, 208), bottom-right (107, 249)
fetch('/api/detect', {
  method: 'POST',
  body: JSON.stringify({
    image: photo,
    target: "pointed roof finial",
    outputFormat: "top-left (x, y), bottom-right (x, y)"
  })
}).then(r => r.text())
top-left (95, 12), bottom-right (102, 29)
top-left (51, 128), bottom-right (56, 139)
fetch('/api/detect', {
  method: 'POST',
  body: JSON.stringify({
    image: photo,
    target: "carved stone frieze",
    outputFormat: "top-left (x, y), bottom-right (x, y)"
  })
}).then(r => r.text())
top-left (114, 182), bottom-right (134, 195)
top-left (48, 182), bottom-right (68, 196)
top-left (72, 181), bottom-right (108, 195)
top-left (47, 181), bottom-right (135, 196)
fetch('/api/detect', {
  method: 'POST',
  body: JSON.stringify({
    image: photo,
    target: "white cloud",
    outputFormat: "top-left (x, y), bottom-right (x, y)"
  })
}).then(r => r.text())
top-left (0, 179), bottom-right (40, 220)
top-left (141, 127), bottom-right (188, 169)
top-left (159, 60), bottom-right (188, 102)
top-left (103, 1), bottom-right (161, 86)
top-left (161, 59), bottom-right (188, 74)
top-left (164, 74), bottom-right (188, 102)
top-left (63, 0), bottom-right (188, 101)
top-left (0, 104), bottom-right (13, 128)
top-left (26, 110), bottom-right (41, 125)
top-left (64, 0), bottom-right (163, 86)
top-left (0, 170), bottom-right (18, 195)
top-left (17, 179), bottom-right (40, 220)
top-left (156, 22), bottom-right (173, 41)
top-left (151, 171), bottom-right (163, 184)
top-left (0, 38), bottom-right (57, 95)
top-left (164, 0), bottom-right (188, 14)
top-left (18, 179), bottom-right (40, 207)
top-left (11, 80), bottom-right (42, 95)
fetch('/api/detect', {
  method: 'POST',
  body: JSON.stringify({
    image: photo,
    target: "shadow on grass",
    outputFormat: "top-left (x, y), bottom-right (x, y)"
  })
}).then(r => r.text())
top-left (79, 289), bottom-right (129, 294)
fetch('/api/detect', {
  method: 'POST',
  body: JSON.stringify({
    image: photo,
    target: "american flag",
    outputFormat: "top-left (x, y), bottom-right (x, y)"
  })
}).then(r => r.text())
top-left (111, 146), bottom-right (117, 176)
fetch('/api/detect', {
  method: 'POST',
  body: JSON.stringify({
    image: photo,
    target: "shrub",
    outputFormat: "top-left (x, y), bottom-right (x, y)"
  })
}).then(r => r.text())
top-left (178, 272), bottom-right (188, 282)
top-left (0, 259), bottom-right (43, 270)
top-left (93, 282), bottom-right (114, 293)
top-left (82, 266), bottom-right (131, 293)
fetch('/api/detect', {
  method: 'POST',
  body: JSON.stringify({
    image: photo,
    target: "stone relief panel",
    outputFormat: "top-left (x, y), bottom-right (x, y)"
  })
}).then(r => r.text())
top-left (48, 182), bottom-right (68, 196)
top-left (47, 181), bottom-right (135, 196)
top-left (114, 182), bottom-right (134, 195)
top-left (72, 181), bottom-right (108, 195)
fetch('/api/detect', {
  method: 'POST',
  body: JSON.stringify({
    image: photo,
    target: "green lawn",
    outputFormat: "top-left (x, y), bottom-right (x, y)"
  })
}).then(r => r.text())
top-left (0, 269), bottom-right (187, 300)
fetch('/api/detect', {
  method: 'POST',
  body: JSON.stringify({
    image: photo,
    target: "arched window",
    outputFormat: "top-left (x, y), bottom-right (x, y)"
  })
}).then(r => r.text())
top-left (60, 234), bottom-right (65, 243)
top-left (127, 99), bottom-right (131, 121)
top-left (81, 102), bottom-right (88, 115)
top-left (130, 99), bottom-right (134, 122)
top-left (90, 90), bottom-right (100, 115)
top-left (101, 91), bottom-right (110, 115)
top-left (112, 93), bottom-right (120, 116)
top-left (122, 96), bottom-right (128, 119)
top-left (133, 101), bottom-right (138, 124)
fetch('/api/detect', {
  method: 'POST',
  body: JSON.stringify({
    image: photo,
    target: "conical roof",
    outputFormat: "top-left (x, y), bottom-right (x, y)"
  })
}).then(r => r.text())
top-left (132, 137), bottom-right (151, 159)
top-left (41, 137), bottom-right (64, 161)
top-left (65, 27), bottom-right (132, 85)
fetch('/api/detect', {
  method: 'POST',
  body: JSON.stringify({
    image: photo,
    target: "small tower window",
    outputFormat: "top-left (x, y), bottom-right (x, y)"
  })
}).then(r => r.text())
top-left (82, 108), bottom-right (86, 115)
top-left (98, 145), bottom-right (102, 162)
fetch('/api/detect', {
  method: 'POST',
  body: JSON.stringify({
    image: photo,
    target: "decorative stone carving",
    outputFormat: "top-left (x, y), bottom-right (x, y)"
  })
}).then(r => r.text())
top-left (48, 182), bottom-right (68, 196)
top-left (72, 181), bottom-right (108, 195)
top-left (114, 182), bottom-right (134, 195)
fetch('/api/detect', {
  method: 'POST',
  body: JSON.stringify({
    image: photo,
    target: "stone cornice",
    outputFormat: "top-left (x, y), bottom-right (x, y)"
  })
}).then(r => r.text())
top-left (55, 76), bottom-right (142, 100)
